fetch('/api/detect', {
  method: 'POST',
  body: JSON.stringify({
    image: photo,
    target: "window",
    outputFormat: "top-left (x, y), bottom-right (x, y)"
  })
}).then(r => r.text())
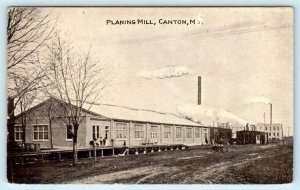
top-left (269, 127), bottom-right (271, 130)
top-left (66, 125), bottom-right (73, 140)
top-left (134, 124), bottom-right (144, 139)
top-left (277, 126), bottom-right (280, 130)
top-left (14, 125), bottom-right (23, 141)
top-left (195, 128), bottom-right (200, 138)
top-left (33, 125), bottom-right (48, 141)
top-left (269, 132), bottom-right (271, 136)
top-left (277, 133), bottom-right (279, 136)
top-left (273, 133), bottom-right (276, 136)
top-left (176, 127), bottom-right (182, 138)
top-left (273, 126), bottom-right (276, 130)
top-left (164, 126), bottom-right (171, 138)
top-left (265, 127), bottom-right (267, 131)
top-left (186, 128), bottom-right (192, 138)
top-left (92, 125), bottom-right (100, 139)
top-left (116, 123), bottom-right (127, 139)
top-left (150, 126), bottom-right (158, 138)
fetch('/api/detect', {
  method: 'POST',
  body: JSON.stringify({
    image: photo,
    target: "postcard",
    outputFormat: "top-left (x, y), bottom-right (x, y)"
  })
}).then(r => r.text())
top-left (6, 7), bottom-right (293, 184)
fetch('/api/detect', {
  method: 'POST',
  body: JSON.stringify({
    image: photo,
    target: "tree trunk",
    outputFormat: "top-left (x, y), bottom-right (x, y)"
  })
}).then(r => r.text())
top-left (49, 118), bottom-right (53, 149)
top-left (22, 114), bottom-right (26, 143)
top-left (7, 97), bottom-right (15, 144)
top-left (72, 123), bottom-right (79, 165)
top-left (73, 141), bottom-right (78, 165)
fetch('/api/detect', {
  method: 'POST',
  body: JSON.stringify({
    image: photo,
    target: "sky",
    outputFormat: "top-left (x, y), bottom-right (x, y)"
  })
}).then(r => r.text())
top-left (43, 8), bottom-right (293, 135)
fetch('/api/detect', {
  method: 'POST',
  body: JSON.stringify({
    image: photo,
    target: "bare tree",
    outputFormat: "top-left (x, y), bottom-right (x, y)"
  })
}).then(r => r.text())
top-left (18, 91), bottom-right (39, 143)
top-left (7, 7), bottom-right (55, 142)
top-left (43, 98), bottom-right (59, 149)
top-left (45, 33), bottom-right (110, 165)
top-left (7, 8), bottom-right (54, 70)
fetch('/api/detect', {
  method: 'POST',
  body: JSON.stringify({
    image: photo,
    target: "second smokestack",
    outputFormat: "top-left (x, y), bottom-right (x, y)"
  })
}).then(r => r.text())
top-left (270, 103), bottom-right (272, 124)
top-left (198, 76), bottom-right (201, 105)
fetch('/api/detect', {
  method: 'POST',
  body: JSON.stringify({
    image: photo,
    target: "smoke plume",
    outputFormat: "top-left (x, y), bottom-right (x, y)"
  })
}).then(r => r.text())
top-left (247, 96), bottom-right (271, 105)
top-left (137, 65), bottom-right (193, 79)
top-left (177, 103), bottom-right (247, 125)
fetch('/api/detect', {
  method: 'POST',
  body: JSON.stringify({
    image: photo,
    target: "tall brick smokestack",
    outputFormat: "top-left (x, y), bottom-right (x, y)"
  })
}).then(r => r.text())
top-left (198, 76), bottom-right (201, 105)
top-left (270, 103), bottom-right (272, 124)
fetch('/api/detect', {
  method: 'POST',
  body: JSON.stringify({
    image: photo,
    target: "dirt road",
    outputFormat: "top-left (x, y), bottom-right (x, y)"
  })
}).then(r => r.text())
top-left (68, 143), bottom-right (292, 184)
top-left (11, 143), bottom-right (293, 184)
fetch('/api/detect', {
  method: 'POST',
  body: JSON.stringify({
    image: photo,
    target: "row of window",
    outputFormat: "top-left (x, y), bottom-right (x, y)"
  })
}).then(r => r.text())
top-left (115, 123), bottom-right (207, 140)
top-left (14, 123), bottom-right (209, 141)
top-left (264, 126), bottom-right (281, 131)
top-left (16, 124), bottom-right (105, 141)
top-left (232, 126), bottom-right (281, 131)
top-left (15, 125), bottom-right (49, 141)
top-left (268, 132), bottom-right (280, 137)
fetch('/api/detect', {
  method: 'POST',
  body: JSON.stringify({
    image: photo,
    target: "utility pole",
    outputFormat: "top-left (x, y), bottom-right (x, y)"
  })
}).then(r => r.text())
top-left (281, 124), bottom-right (284, 147)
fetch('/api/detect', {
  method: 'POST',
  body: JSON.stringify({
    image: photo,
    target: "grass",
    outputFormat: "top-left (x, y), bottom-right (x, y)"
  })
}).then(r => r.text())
top-left (225, 146), bottom-right (293, 184)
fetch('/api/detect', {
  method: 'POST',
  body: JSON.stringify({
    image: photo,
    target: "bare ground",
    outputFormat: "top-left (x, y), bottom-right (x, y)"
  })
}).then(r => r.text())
top-left (9, 142), bottom-right (293, 184)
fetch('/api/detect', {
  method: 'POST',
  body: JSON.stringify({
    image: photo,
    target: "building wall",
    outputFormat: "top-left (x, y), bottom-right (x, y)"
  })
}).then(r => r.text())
top-left (15, 116), bottom-right (88, 148)
top-left (173, 125), bottom-right (184, 144)
top-left (110, 120), bottom-right (128, 147)
top-left (194, 127), bottom-right (203, 144)
top-left (129, 122), bottom-right (145, 146)
top-left (15, 114), bottom-right (51, 148)
top-left (15, 102), bottom-right (212, 148)
top-left (146, 123), bottom-right (160, 144)
top-left (185, 127), bottom-right (194, 144)
top-left (93, 119), bottom-right (210, 147)
top-left (86, 117), bottom-right (111, 147)
top-left (51, 117), bottom-right (87, 148)
top-left (14, 101), bottom-right (88, 148)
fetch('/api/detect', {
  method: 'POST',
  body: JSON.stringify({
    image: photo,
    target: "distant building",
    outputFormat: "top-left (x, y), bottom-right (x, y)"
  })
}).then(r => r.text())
top-left (236, 131), bottom-right (267, 145)
top-left (230, 123), bottom-right (283, 141)
top-left (254, 123), bottom-right (283, 140)
top-left (230, 125), bottom-right (245, 139)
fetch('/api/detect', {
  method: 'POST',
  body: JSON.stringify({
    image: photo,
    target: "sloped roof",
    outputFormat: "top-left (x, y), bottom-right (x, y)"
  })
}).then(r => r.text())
top-left (85, 103), bottom-right (203, 127)
top-left (16, 97), bottom-right (203, 127)
top-left (15, 97), bottom-right (101, 119)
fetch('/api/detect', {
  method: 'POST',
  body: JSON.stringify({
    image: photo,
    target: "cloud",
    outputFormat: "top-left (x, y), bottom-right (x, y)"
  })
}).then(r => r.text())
top-left (247, 96), bottom-right (271, 105)
top-left (137, 65), bottom-right (194, 79)
top-left (177, 103), bottom-right (247, 125)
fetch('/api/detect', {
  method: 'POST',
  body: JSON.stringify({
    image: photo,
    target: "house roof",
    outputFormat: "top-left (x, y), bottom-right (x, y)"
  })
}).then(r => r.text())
top-left (84, 103), bottom-right (203, 127)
